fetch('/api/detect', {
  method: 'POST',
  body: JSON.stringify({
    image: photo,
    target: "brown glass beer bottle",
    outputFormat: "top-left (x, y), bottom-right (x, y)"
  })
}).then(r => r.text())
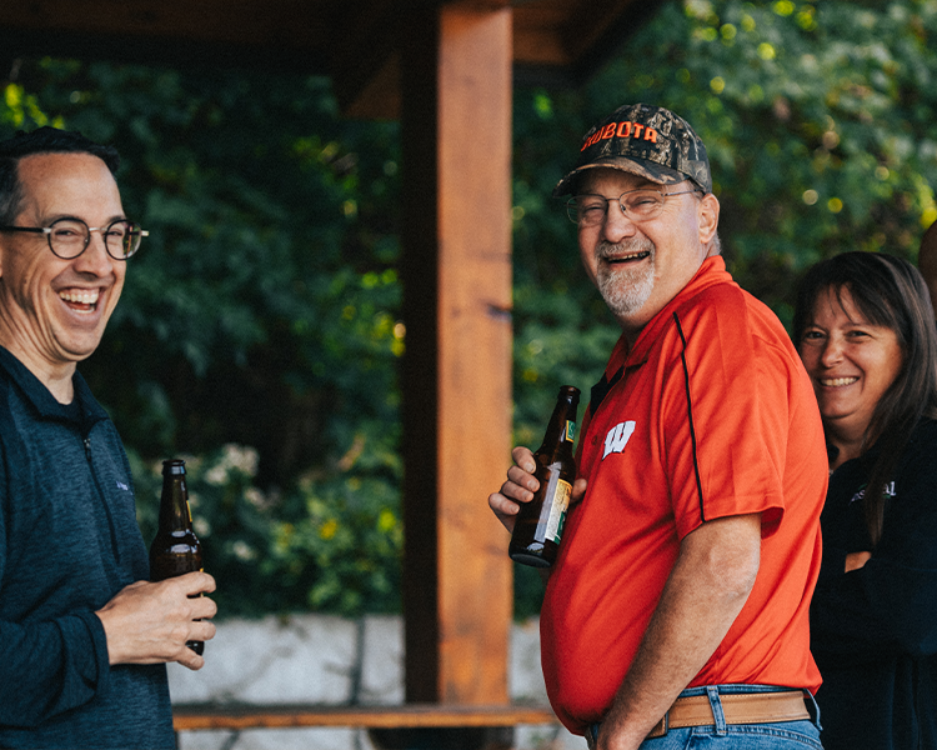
top-left (149, 458), bottom-right (204, 655)
top-left (508, 385), bottom-right (580, 568)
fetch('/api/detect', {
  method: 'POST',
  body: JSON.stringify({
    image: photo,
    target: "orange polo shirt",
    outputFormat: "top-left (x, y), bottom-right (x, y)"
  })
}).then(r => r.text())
top-left (540, 256), bottom-right (827, 735)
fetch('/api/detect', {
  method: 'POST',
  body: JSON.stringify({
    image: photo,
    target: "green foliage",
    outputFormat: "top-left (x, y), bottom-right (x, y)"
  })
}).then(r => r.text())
top-left (132, 445), bottom-right (402, 616)
top-left (1, 59), bottom-right (405, 617)
top-left (2, 60), bottom-right (403, 488)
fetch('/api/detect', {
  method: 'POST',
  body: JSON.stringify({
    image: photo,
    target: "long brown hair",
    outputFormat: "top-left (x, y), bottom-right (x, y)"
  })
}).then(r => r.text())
top-left (793, 252), bottom-right (937, 545)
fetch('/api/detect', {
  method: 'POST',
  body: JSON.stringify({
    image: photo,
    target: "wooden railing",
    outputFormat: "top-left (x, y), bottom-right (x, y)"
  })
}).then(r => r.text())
top-left (173, 702), bottom-right (558, 732)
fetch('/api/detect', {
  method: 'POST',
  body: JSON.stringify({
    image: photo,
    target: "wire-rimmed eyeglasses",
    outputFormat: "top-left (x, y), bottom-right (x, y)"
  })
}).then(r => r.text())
top-left (0, 217), bottom-right (148, 260)
top-left (566, 187), bottom-right (702, 226)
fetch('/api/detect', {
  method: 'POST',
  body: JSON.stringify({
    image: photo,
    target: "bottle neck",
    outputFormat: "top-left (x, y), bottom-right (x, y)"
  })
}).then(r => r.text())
top-left (159, 477), bottom-right (193, 532)
top-left (540, 395), bottom-right (579, 453)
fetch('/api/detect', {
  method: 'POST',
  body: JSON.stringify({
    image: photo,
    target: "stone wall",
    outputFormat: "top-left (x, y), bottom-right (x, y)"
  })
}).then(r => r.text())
top-left (169, 615), bottom-right (582, 750)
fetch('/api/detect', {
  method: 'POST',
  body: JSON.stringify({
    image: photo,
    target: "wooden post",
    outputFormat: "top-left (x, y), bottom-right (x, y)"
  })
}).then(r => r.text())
top-left (400, 3), bottom-right (514, 706)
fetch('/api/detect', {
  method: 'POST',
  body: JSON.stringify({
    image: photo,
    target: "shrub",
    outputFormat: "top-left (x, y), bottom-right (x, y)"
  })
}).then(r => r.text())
top-left (132, 444), bottom-right (403, 618)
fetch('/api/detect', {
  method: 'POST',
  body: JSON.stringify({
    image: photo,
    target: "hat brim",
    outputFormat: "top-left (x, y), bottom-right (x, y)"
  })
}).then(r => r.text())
top-left (552, 157), bottom-right (689, 198)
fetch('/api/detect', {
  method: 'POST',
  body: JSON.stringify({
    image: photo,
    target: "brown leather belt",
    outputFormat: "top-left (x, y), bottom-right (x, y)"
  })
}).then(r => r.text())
top-left (586, 690), bottom-right (811, 746)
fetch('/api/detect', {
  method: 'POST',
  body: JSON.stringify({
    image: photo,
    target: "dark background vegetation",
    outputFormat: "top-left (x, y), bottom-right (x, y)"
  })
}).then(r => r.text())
top-left (2, 0), bottom-right (935, 618)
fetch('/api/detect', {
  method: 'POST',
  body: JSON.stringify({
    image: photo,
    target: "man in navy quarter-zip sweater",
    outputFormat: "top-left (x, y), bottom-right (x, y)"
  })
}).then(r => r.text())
top-left (0, 128), bottom-right (217, 749)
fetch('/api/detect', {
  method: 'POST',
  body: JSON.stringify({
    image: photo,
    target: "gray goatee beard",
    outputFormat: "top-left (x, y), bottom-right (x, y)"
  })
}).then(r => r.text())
top-left (595, 237), bottom-right (656, 317)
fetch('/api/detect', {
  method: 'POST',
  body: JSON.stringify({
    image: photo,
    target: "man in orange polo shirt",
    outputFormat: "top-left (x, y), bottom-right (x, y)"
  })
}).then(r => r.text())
top-left (489, 104), bottom-right (827, 750)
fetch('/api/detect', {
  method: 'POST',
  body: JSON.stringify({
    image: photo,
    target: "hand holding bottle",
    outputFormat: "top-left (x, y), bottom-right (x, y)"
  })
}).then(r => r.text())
top-left (489, 448), bottom-right (588, 530)
top-left (504, 386), bottom-right (580, 568)
top-left (95, 571), bottom-right (216, 670)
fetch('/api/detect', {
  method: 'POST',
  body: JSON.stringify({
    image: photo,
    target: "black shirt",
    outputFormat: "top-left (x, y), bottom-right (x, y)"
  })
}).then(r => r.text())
top-left (811, 419), bottom-right (937, 750)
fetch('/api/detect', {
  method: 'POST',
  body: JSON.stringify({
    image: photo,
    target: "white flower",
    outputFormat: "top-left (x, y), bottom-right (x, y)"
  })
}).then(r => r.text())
top-left (232, 540), bottom-right (257, 561)
top-left (223, 444), bottom-right (259, 476)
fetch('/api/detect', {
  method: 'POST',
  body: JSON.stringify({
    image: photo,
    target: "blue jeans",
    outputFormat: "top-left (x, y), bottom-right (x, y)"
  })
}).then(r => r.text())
top-left (588, 685), bottom-right (823, 749)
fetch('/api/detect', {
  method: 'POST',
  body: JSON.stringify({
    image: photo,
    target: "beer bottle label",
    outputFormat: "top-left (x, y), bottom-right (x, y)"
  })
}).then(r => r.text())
top-left (544, 478), bottom-right (572, 543)
top-left (564, 421), bottom-right (577, 443)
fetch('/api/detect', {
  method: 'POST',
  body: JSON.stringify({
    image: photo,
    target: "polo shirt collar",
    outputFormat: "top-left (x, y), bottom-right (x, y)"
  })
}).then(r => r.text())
top-left (607, 255), bottom-right (731, 374)
top-left (0, 344), bottom-right (109, 429)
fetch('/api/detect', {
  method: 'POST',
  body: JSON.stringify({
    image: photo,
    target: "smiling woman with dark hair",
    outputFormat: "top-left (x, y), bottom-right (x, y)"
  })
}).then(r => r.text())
top-left (794, 250), bottom-right (937, 750)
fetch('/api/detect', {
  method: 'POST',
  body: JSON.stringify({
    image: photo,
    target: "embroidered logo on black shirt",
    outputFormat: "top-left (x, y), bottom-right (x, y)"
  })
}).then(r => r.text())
top-left (849, 481), bottom-right (896, 505)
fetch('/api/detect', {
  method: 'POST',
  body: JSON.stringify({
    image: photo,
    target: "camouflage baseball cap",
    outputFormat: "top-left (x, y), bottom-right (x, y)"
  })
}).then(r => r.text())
top-left (552, 103), bottom-right (712, 197)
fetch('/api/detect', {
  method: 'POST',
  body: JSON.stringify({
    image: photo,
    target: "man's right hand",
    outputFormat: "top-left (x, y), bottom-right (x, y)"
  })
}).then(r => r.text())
top-left (95, 571), bottom-right (217, 670)
top-left (488, 446), bottom-right (586, 534)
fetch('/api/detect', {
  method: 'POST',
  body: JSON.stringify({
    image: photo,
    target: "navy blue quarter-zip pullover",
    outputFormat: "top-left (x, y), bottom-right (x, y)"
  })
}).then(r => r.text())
top-left (0, 345), bottom-right (173, 749)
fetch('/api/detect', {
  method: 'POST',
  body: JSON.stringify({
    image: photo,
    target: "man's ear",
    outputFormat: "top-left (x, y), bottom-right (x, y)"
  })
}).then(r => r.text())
top-left (697, 193), bottom-right (720, 245)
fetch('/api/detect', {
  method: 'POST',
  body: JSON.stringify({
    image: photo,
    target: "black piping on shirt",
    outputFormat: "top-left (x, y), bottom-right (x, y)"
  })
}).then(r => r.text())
top-left (674, 311), bottom-right (706, 522)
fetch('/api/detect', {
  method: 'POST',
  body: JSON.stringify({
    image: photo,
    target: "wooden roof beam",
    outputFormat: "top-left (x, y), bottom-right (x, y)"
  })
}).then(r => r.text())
top-left (0, 0), bottom-right (336, 73)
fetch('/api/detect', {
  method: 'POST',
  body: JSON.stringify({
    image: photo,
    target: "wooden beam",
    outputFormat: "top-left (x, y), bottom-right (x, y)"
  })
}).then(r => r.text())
top-left (0, 0), bottom-right (336, 73)
top-left (512, 0), bottom-right (639, 66)
top-left (327, 0), bottom-right (402, 118)
top-left (400, 6), bottom-right (443, 703)
top-left (513, 0), bottom-right (665, 87)
top-left (172, 703), bottom-right (556, 731)
top-left (0, 0), bottom-right (654, 117)
top-left (437, 3), bottom-right (513, 705)
top-left (400, 3), bottom-right (513, 705)
top-left (0, 0), bottom-right (329, 48)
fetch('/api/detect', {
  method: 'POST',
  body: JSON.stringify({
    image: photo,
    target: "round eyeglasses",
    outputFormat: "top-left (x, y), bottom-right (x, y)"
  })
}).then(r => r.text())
top-left (0, 217), bottom-right (148, 260)
top-left (566, 187), bottom-right (701, 226)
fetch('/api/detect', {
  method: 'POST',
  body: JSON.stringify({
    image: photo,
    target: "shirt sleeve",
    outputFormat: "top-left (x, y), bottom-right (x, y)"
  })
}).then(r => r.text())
top-left (664, 300), bottom-right (792, 539)
top-left (0, 443), bottom-right (112, 727)
top-left (810, 426), bottom-right (937, 662)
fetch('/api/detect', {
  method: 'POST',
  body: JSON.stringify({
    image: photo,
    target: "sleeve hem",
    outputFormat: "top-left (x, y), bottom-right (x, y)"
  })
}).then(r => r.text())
top-left (77, 609), bottom-right (111, 697)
